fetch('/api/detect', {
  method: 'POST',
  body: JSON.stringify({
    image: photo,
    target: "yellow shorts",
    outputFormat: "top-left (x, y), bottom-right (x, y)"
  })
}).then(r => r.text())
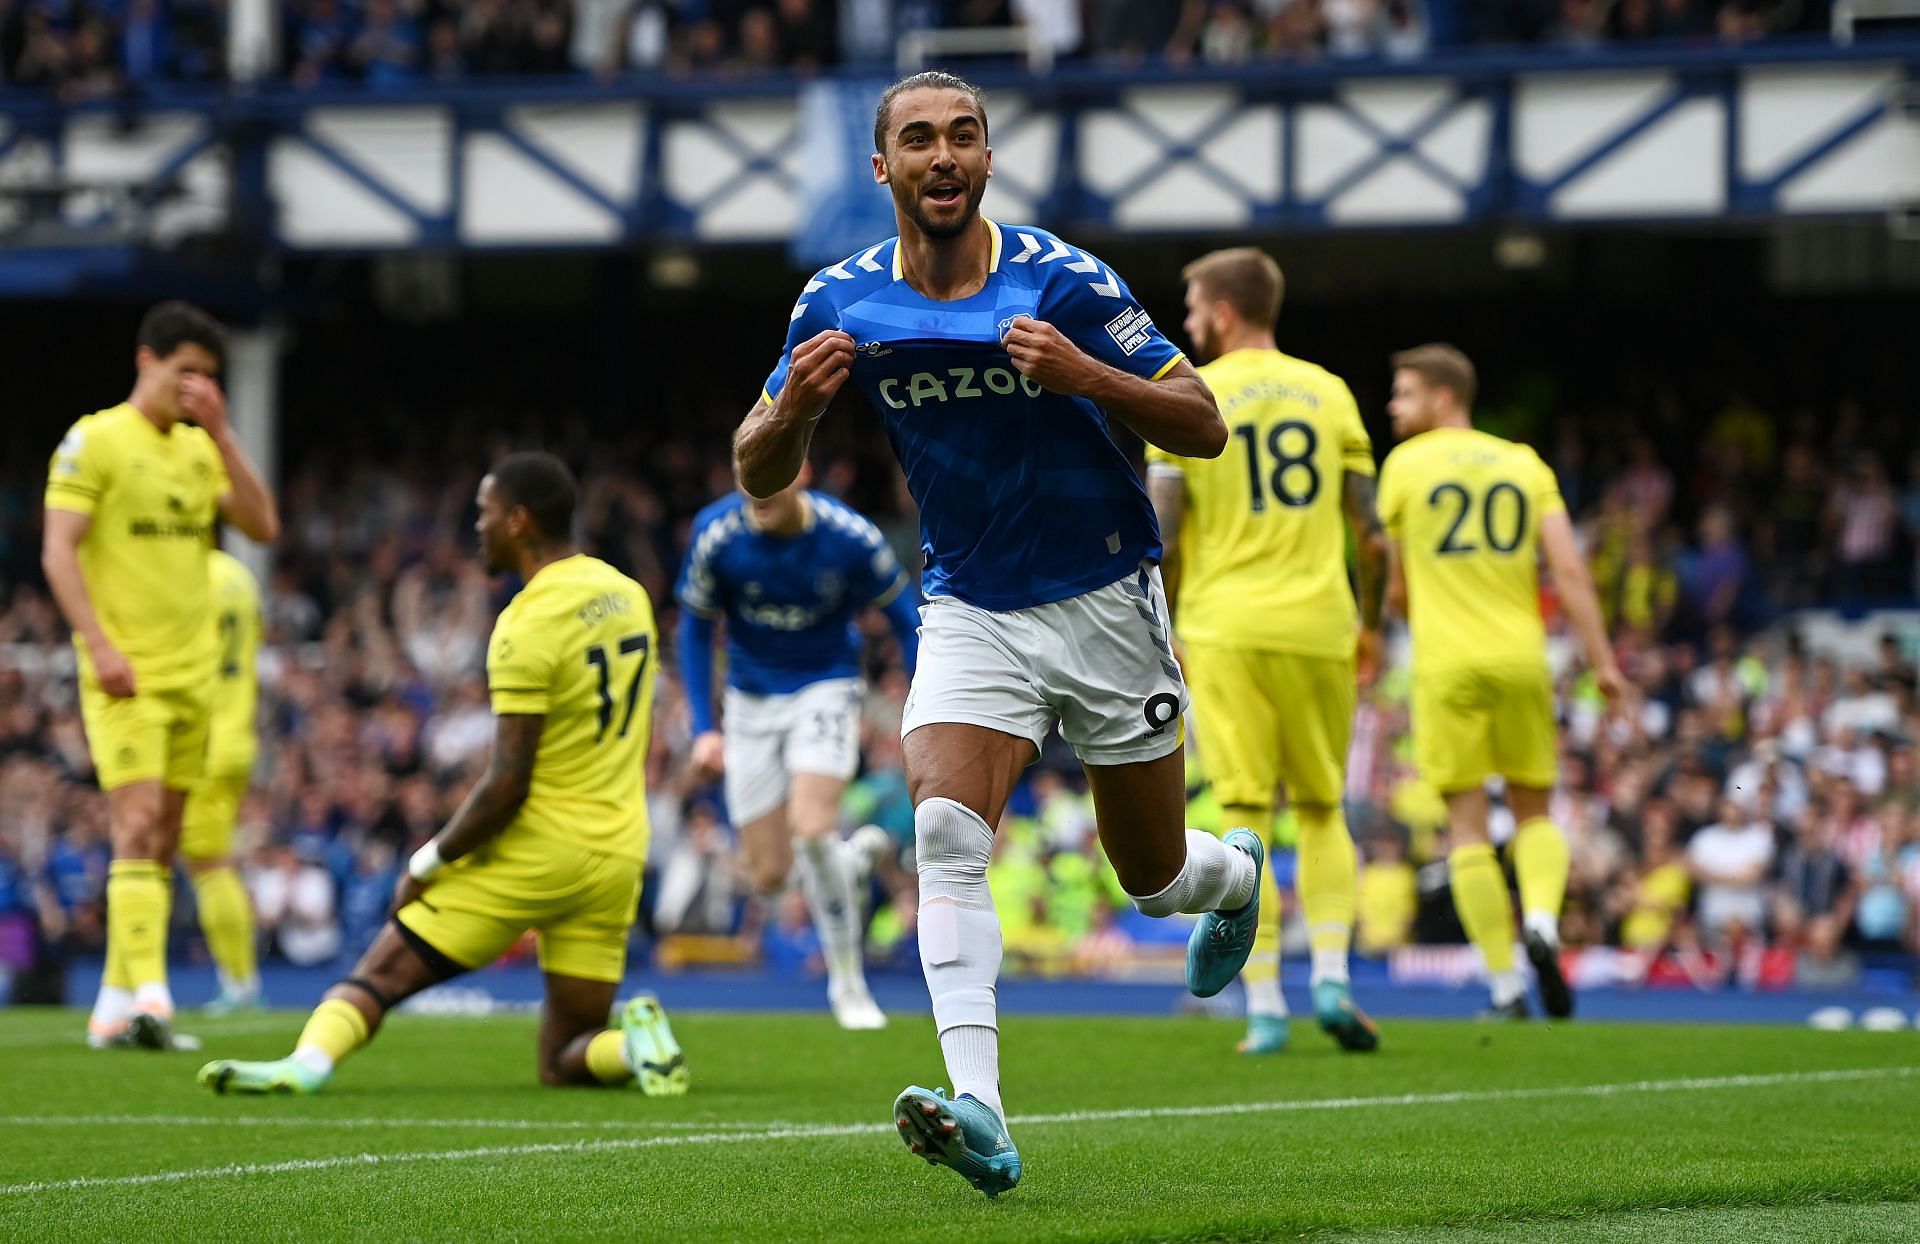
top-left (1184, 642), bottom-right (1354, 811)
top-left (79, 681), bottom-right (211, 792)
top-left (396, 831), bottom-right (642, 984)
top-left (1411, 662), bottom-right (1557, 794)
top-left (180, 772), bottom-right (249, 859)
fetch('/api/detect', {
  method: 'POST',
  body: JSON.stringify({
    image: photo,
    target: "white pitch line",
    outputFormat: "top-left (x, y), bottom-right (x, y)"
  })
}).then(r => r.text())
top-left (0, 1114), bottom-right (801, 1134)
top-left (2, 1065), bottom-right (1913, 1198)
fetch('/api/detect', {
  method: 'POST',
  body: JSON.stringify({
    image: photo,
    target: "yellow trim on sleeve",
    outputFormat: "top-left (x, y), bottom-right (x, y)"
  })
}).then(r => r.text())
top-left (1150, 353), bottom-right (1186, 382)
top-left (871, 575), bottom-right (908, 608)
top-left (759, 388), bottom-right (774, 408)
top-left (891, 239), bottom-right (904, 281)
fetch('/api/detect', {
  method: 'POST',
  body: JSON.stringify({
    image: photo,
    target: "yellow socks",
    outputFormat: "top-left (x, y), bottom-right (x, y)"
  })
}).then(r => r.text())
top-left (294, 998), bottom-right (371, 1076)
top-left (190, 865), bottom-right (259, 996)
top-left (1295, 805), bottom-right (1357, 985)
top-left (1511, 817), bottom-right (1570, 944)
top-left (1449, 843), bottom-right (1517, 977)
top-left (107, 859), bottom-right (172, 1013)
top-left (585, 1030), bottom-right (634, 1085)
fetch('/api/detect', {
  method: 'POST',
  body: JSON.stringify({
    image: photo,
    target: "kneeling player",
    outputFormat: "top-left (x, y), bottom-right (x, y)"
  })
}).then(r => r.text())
top-left (200, 453), bottom-right (686, 1094)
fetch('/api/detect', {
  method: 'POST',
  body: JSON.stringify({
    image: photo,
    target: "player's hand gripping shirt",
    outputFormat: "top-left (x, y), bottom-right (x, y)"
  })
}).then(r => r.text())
top-left (1147, 348), bottom-right (1374, 658)
top-left (43, 403), bottom-right (229, 691)
top-left (1376, 427), bottom-right (1565, 672)
top-left (486, 555), bottom-right (658, 862)
top-left (205, 548), bottom-right (263, 777)
top-left (763, 221), bottom-right (1184, 611)
top-left (676, 491), bottom-right (909, 696)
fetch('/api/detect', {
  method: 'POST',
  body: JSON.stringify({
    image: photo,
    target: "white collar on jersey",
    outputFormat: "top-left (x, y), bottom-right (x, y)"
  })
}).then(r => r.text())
top-left (890, 218), bottom-right (1004, 281)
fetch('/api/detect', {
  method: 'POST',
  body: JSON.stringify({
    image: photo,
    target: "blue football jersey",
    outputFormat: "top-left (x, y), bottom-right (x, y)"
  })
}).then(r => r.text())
top-left (676, 491), bottom-right (910, 696)
top-left (761, 220), bottom-right (1185, 611)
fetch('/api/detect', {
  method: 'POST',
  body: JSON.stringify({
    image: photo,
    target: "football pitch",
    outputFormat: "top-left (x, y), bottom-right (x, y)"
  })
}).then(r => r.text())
top-left (1, 1008), bottom-right (1917, 1242)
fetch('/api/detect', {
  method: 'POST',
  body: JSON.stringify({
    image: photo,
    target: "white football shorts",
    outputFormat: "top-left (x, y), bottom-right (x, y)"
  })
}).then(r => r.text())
top-left (902, 564), bottom-right (1188, 767)
top-left (723, 676), bottom-right (864, 824)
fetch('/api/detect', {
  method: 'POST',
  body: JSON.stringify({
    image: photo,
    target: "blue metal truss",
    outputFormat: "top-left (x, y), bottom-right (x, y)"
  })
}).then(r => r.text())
top-left (0, 38), bottom-right (1914, 263)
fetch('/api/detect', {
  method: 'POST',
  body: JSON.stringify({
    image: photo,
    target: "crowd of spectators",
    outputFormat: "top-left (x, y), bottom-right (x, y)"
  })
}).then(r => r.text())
top-left (1, 364), bottom-right (1918, 1001)
top-left (0, 0), bottom-right (1845, 101)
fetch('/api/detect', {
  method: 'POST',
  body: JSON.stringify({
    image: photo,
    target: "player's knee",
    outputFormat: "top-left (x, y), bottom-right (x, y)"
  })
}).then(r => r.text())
top-left (915, 797), bottom-right (993, 888)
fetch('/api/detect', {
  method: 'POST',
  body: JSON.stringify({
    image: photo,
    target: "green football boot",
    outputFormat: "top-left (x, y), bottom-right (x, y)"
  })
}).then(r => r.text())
top-left (198, 1056), bottom-right (327, 1096)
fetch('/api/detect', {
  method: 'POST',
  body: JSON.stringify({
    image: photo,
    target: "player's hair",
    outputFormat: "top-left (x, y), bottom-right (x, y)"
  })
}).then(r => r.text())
top-left (136, 300), bottom-right (226, 368)
top-left (1181, 248), bottom-right (1284, 329)
top-left (1391, 343), bottom-right (1477, 411)
top-left (874, 70), bottom-right (990, 154)
top-left (490, 451), bottom-right (577, 542)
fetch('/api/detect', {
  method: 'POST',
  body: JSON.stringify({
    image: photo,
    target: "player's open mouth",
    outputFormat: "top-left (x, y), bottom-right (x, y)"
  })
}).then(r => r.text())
top-left (924, 182), bottom-right (965, 206)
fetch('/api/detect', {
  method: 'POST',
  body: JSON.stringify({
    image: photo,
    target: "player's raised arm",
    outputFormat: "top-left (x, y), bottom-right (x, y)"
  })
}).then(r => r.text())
top-left (1003, 319), bottom-right (1225, 458)
top-left (181, 375), bottom-right (281, 544)
top-left (1539, 508), bottom-right (1625, 700)
top-left (736, 327), bottom-right (856, 499)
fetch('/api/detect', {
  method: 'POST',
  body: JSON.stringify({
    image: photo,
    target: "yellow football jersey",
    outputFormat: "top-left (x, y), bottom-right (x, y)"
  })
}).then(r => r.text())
top-left (205, 548), bottom-right (263, 777)
top-left (44, 403), bottom-right (229, 691)
top-left (487, 554), bottom-right (657, 862)
top-left (1377, 426), bottom-right (1565, 672)
top-left (1147, 348), bottom-right (1374, 658)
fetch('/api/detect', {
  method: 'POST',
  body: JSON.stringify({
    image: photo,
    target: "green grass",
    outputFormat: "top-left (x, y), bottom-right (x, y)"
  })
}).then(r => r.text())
top-left (1, 1008), bottom-right (1917, 1241)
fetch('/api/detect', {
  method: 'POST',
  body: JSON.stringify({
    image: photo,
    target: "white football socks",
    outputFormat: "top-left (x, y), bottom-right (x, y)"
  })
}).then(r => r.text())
top-left (1311, 949), bottom-right (1351, 987)
top-left (915, 797), bottom-right (1005, 1122)
top-left (90, 984), bottom-right (134, 1029)
top-left (1243, 974), bottom-right (1288, 1019)
top-left (796, 835), bottom-right (866, 990)
top-left (1128, 830), bottom-right (1257, 917)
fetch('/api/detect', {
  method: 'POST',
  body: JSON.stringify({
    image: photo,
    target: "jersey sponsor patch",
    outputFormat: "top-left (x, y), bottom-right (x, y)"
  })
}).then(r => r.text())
top-left (1105, 306), bottom-right (1156, 357)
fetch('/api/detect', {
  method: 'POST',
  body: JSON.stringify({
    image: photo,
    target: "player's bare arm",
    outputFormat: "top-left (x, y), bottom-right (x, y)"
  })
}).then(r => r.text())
top-left (734, 329), bottom-right (855, 498)
top-left (393, 713), bottom-right (544, 910)
top-left (1001, 320), bottom-right (1226, 458)
top-left (1147, 469), bottom-right (1186, 617)
top-left (1540, 510), bottom-right (1625, 700)
top-left (1343, 471), bottom-right (1388, 685)
top-left (1385, 536), bottom-right (1407, 620)
top-left (40, 508), bottom-right (135, 698)
top-left (181, 375), bottom-right (282, 543)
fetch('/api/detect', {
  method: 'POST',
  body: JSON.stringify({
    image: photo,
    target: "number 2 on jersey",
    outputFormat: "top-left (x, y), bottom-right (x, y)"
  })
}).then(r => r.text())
top-left (586, 633), bottom-right (650, 743)
top-left (1233, 420), bottom-right (1320, 512)
top-left (1429, 481), bottom-right (1527, 555)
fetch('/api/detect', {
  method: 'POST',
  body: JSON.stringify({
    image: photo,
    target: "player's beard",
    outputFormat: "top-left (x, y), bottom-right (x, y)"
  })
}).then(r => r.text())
top-left (481, 532), bottom-right (513, 575)
top-left (1189, 323), bottom-right (1220, 366)
top-left (899, 176), bottom-right (985, 241)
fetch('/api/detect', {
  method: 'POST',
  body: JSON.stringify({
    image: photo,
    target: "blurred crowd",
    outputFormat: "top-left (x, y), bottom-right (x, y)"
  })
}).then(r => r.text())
top-left (0, 0), bottom-right (1842, 100)
top-left (2, 365), bottom-right (1919, 998)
